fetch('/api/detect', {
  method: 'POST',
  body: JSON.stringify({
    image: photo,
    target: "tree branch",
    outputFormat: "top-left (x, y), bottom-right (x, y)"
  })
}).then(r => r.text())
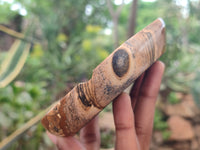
top-left (127, 0), bottom-right (138, 38)
top-left (106, 0), bottom-right (125, 48)
top-left (106, 0), bottom-right (115, 18)
top-left (116, 0), bottom-right (125, 17)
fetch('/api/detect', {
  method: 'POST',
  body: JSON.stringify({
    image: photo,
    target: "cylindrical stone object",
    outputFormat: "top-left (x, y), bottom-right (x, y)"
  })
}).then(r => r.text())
top-left (41, 18), bottom-right (166, 136)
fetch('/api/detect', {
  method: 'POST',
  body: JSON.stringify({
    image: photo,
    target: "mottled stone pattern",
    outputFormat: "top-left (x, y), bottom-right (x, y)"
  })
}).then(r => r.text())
top-left (41, 18), bottom-right (166, 136)
top-left (112, 49), bottom-right (130, 77)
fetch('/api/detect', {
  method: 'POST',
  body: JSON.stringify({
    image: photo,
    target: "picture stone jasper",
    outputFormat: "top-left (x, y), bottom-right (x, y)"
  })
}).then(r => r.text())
top-left (41, 18), bottom-right (166, 136)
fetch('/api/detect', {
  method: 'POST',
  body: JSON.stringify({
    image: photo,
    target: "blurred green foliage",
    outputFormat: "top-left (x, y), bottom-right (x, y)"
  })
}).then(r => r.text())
top-left (168, 92), bottom-right (180, 104)
top-left (154, 109), bottom-right (170, 140)
top-left (0, 82), bottom-right (52, 149)
top-left (0, 2), bottom-right (18, 23)
top-left (0, 0), bottom-right (200, 149)
top-left (154, 109), bottom-right (168, 131)
top-left (100, 129), bottom-right (115, 148)
top-left (191, 71), bottom-right (200, 107)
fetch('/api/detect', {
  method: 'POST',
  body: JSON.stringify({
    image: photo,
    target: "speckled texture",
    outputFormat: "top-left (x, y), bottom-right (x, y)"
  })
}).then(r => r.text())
top-left (41, 18), bottom-right (166, 136)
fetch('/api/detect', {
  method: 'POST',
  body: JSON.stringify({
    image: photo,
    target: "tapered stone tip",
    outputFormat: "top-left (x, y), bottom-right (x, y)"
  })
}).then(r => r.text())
top-left (158, 18), bottom-right (165, 28)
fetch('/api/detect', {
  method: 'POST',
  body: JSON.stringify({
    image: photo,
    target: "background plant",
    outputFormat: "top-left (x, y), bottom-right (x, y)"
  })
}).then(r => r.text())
top-left (0, 0), bottom-right (200, 149)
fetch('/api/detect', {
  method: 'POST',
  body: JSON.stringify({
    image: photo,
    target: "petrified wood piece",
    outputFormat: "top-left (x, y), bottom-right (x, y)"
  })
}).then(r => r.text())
top-left (41, 18), bottom-right (166, 136)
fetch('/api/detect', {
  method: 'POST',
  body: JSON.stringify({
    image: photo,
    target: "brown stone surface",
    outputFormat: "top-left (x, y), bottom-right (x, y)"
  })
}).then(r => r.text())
top-left (165, 94), bottom-right (196, 118)
top-left (152, 94), bottom-right (200, 149)
top-left (194, 125), bottom-right (200, 138)
top-left (173, 141), bottom-right (190, 150)
top-left (153, 131), bottom-right (163, 145)
top-left (191, 138), bottom-right (199, 150)
top-left (158, 148), bottom-right (173, 150)
top-left (167, 115), bottom-right (194, 141)
top-left (175, 92), bottom-right (184, 100)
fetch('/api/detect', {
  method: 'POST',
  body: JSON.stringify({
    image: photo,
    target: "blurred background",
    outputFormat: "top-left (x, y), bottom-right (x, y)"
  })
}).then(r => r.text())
top-left (0, 0), bottom-right (200, 149)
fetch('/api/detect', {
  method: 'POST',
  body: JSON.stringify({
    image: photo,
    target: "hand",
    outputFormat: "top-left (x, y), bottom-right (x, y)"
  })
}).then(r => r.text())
top-left (47, 61), bottom-right (165, 150)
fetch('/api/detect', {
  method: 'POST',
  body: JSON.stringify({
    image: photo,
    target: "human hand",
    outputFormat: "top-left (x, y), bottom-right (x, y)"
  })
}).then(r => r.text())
top-left (47, 61), bottom-right (165, 150)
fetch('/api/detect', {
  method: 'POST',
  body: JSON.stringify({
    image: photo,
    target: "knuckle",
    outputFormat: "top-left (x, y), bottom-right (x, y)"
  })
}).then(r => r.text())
top-left (82, 133), bottom-right (100, 144)
top-left (115, 122), bottom-right (134, 132)
top-left (135, 122), bottom-right (151, 137)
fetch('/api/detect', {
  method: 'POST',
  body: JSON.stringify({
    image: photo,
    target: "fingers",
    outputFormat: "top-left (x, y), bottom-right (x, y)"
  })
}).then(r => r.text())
top-left (80, 116), bottom-right (100, 150)
top-left (47, 117), bottom-right (100, 150)
top-left (47, 132), bottom-right (84, 150)
top-left (134, 61), bottom-right (165, 150)
top-left (130, 73), bottom-right (145, 109)
top-left (113, 93), bottom-right (140, 150)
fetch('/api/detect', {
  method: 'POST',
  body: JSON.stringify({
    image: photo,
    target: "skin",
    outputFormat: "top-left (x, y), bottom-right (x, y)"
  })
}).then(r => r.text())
top-left (47, 61), bottom-right (165, 150)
